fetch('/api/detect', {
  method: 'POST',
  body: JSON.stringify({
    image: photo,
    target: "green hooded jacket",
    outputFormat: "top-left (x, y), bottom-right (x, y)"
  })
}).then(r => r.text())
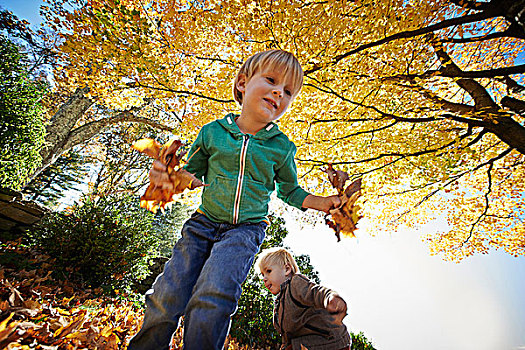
top-left (184, 113), bottom-right (310, 224)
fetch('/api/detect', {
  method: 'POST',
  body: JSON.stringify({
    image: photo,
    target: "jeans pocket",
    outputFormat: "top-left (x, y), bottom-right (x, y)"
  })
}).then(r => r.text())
top-left (255, 221), bottom-right (267, 247)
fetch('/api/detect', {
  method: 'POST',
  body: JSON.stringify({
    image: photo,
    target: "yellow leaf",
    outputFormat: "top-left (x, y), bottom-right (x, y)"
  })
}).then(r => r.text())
top-left (0, 312), bottom-right (14, 332)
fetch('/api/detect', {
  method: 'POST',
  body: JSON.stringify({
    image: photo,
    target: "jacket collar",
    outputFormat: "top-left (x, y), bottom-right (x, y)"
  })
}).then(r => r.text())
top-left (217, 113), bottom-right (282, 141)
top-left (275, 276), bottom-right (293, 300)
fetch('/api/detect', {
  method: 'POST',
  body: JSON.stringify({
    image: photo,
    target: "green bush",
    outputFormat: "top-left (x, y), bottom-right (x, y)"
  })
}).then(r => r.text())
top-left (30, 193), bottom-right (160, 292)
top-left (151, 202), bottom-right (193, 257)
top-left (351, 331), bottom-right (377, 350)
top-left (0, 34), bottom-right (47, 190)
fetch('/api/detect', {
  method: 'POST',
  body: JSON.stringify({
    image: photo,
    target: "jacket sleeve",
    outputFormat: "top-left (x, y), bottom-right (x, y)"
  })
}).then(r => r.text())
top-left (289, 275), bottom-right (339, 310)
top-left (275, 143), bottom-right (310, 209)
top-left (183, 126), bottom-right (209, 179)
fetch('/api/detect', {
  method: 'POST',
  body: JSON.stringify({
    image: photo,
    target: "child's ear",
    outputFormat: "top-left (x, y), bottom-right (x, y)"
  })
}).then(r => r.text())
top-left (236, 73), bottom-right (247, 93)
top-left (285, 264), bottom-right (292, 277)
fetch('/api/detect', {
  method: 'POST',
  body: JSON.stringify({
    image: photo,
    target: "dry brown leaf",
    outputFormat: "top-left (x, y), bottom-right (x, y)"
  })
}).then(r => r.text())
top-left (131, 139), bottom-right (161, 159)
top-left (322, 165), bottom-right (363, 241)
top-left (322, 163), bottom-right (349, 195)
top-left (0, 240), bottom-right (270, 349)
top-left (132, 138), bottom-right (205, 213)
top-left (8, 285), bottom-right (24, 307)
top-left (0, 300), bottom-right (9, 312)
top-left (53, 310), bottom-right (86, 338)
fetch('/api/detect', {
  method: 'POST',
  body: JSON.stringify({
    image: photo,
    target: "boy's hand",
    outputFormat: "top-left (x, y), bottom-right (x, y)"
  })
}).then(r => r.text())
top-left (302, 194), bottom-right (341, 214)
top-left (326, 295), bottom-right (347, 325)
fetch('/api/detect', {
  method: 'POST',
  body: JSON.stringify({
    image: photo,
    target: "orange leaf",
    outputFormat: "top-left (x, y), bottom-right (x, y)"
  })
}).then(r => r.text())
top-left (0, 312), bottom-right (14, 332)
top-left (131, 139), bottom-right (162, 159)
top-left (323, 167), bottom-right (363, 241)
top-left (53, 310), bottom-right (86, 338)
top-left (132, 138), bottom-right (206, 213)
top-left (322, 163), bottom-right (349, 195)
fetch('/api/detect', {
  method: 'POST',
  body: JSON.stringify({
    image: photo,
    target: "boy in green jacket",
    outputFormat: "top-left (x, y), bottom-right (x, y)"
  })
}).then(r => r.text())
top-left (256, 247), bottom-right (351, 350)
top-left (128, 49), bottom-right (340, 350)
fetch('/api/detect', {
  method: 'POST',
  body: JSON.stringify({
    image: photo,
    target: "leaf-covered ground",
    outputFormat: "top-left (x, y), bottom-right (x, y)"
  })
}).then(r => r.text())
top-left (0, 240), bottom-right (259, 349)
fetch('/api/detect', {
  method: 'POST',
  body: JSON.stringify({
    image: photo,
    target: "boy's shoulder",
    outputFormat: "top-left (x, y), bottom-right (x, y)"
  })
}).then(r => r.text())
top-left (289, 273), bottom-right (314, 288)
top-left (289, 274), bottom-right (333, 294)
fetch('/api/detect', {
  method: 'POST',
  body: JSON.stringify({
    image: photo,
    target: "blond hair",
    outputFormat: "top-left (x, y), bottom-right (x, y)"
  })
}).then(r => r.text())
top-left (233, 49), bottom-right (304, 105)
top-left (256, 247), bottom-right (300, 275)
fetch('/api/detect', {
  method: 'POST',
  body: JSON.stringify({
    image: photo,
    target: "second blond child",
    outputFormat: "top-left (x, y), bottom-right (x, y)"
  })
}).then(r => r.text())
top-left (257, 247), bottom-right (352, 350)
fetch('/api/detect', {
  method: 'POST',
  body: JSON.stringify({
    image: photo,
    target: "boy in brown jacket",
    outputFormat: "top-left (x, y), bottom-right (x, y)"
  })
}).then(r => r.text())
top-left (256, 247), bottom-right (352, 350)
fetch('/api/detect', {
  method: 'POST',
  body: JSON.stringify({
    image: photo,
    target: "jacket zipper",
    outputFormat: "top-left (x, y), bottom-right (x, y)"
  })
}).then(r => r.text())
top-left (233, 134), bottom-right (249, 224)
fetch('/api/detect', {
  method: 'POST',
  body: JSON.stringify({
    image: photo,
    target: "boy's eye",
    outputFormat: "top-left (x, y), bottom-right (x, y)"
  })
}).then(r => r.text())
top-left (266, 77), bottom-right (275, 83)
top-left (285, 89), bottom-right (292, 96)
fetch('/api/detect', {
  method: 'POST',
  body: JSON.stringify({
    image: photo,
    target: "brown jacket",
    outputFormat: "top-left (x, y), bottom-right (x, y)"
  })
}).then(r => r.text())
top-left (273, 274), bottom-right (352, 350)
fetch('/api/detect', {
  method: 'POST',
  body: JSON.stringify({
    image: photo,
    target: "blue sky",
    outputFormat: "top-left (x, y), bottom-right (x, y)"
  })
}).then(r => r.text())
top-left (0, 0), bottom-right (44, 25)
top-left (2, 0), bottom-right (525, 349)
top-left (282, 213), bottom-right (525, 350)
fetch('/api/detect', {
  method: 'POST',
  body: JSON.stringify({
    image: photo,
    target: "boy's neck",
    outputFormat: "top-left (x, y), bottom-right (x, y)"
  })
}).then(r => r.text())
top-left (235, 114), bottom-right (271, 135)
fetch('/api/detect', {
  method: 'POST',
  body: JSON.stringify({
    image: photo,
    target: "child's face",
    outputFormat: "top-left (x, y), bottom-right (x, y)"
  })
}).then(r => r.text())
top-left (237, 69), bottom-right (295, 125)
top-left (261, 262), bottom-right (292, 295)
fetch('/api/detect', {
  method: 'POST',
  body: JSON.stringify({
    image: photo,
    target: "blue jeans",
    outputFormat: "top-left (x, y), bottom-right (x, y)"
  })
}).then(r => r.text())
top-left (127, 212), bottom-right (267, 350)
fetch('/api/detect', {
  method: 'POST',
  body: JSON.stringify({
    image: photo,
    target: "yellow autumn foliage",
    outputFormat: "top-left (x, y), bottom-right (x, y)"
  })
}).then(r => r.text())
top-left (40, 0), bottom-right (525, 261)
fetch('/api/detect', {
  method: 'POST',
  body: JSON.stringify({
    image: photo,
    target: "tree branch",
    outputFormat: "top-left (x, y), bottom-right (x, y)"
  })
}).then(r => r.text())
top-left (441, 113), bottom-right (486, 128)
top-left (305, 82), bottom-right (439, 123)
top-left (304, 10), bottom-right (495, 74)
top-left (126, 82), bottom-right (235, 103)
top-left (394, 81), bottom-right (477, 115)
top-left (297, 131), bottom-right (478, 168)
top-left (384, 64), bottom-right (525, 82)
top-left (441, 64), bottom-right (525, 78)
top-left (64, 110), bottom-right (174, 151)
top-left (449, 0), bottom-right (490, 11)
top-left (390, 146), bottom-right (511, 225)
top-left (430, 38), bottom-right (499, 110)
top-left (501, 96), bottom-right (525, 114)
top-left (378, 131), bottom-right (486, 198)
top-left (497, 76), bottom-right (525, 94)
top-left (442, 21), bottom-right (525, 42)
top-left (317, 120), bottom-right (399, 142)
top-left (462, 161), bottom-right (494, 246)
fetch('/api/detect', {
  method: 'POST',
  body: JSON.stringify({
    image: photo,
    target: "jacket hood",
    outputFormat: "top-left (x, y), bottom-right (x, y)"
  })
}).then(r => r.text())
top-left (217, 113), bottom-right (283, 141)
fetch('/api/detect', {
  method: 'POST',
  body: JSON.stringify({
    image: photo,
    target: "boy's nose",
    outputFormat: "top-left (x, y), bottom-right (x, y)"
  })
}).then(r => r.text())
top-left (272, 89), bottom-right (282, 98)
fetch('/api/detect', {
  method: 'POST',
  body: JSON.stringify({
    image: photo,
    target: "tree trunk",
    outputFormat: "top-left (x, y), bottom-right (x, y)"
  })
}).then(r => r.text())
top-left (23, 88), bottom-right (174, 188)
top-left (27, 87), bottom-right (94, 184)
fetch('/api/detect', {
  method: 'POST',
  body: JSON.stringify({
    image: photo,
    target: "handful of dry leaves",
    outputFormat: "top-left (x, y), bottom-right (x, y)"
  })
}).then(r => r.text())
top-left (132, 138), bottom-right (205, 213)
top-left (322, 164), bottom-right (363, 241)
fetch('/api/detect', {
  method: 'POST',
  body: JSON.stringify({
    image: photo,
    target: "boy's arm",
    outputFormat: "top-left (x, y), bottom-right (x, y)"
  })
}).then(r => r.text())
top-left (290, 275), bottom-right (337, 309)
top-left (275, 144), bottom-right (310, 209)
top-left (291, 276), bottom-right (348, 325)
top-left (302, 194), bottom-right (341, 213)
top-left (275, 143), bottom-right (341, 213)
top-left (183, 127), bottom-right (209, 179)
top-left (326, 294), bottom-right (348, 325)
